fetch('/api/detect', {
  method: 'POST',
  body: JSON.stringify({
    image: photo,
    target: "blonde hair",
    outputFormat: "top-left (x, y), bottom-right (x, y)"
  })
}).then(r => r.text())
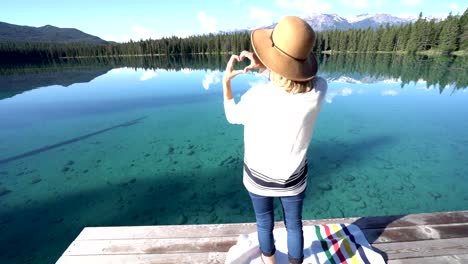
top-left (270, 71), bottom-right (313, 94)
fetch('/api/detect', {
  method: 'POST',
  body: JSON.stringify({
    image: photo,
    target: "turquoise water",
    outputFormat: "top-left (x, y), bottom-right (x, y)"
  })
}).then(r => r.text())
top-left (0, 55), bottom-right (468, 263)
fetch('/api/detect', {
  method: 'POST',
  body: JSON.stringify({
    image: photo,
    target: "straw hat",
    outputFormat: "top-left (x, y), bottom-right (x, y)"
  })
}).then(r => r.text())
top-left (251, 16), bottom-right (318, 81)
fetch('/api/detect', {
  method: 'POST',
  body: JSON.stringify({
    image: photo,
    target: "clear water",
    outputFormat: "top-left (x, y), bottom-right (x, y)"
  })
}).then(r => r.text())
top-left (0, 54), bottom-right (467, 263)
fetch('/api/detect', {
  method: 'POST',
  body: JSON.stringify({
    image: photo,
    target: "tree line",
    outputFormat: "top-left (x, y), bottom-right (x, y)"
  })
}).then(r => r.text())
top-left (0, 9), bottom-right (466, 63)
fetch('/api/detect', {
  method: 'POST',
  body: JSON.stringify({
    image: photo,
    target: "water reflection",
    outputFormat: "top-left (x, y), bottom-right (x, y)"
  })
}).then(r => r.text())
top-left (202, 70), bottom-right (223, 90)
top-left (0, 54), bottom-right (466, 101)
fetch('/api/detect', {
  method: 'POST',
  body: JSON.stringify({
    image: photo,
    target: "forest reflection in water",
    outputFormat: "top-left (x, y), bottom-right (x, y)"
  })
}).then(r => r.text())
top-left (0, 53), bottom-right (466, 100)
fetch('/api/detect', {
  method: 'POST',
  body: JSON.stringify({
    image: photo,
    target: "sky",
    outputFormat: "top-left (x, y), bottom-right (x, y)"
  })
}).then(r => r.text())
top-left (1, 0), bottom-right (466, 42)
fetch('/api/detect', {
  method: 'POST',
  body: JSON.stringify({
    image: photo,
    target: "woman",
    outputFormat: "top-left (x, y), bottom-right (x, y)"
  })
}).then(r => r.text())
top-left (223, 16), bottom-right (327, 264)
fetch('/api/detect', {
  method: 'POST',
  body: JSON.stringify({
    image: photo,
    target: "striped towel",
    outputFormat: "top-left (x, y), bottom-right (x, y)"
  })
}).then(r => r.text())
top-left (225, 224), bottom-right (385, 264)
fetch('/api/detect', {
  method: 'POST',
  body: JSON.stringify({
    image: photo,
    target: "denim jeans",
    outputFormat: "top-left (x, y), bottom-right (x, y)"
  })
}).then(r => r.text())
top-left (248, 191), bottom-right (305, 264)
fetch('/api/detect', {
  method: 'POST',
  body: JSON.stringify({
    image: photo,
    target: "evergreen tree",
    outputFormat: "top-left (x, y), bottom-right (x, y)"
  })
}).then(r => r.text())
top-left (438, 12), bottom-right (461, 54)
top-left (459, 9), bottom-right (468, 50)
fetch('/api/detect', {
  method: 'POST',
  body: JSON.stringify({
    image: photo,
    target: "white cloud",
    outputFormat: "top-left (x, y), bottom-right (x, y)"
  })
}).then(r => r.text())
top-left (382, 78), bottom-right (400, 84)
top-left (140, 70), bottom-right (158, 81)
top-left (381, 89), bottom-right (399, 96)
top-left (339, 0), bottom-right (368, 9)
top-left (448, 3), bottom-right (461, 12)
top-left (399, 0), bottom-right (422, 7)
top-left (202, 70), bottom-right (223, 90)
top-left (248, 6), bottom-right (274, 27)
top-left (326, 87), bottom-right (353, 103)
top-left (276, 0), bottom-right (332, 15)
top-left (181, 68), bottom-right (192, 74)
top-left (333, 76), bottom-right (362, 84)
top-left (198, 11), bottom-right (218, 33)
top-left (130, 25), bottom-right (159, 41)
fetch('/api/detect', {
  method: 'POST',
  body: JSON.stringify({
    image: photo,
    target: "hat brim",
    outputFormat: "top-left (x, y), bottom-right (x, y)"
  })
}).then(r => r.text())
top-left (251, 29), bottom-right (318, 82)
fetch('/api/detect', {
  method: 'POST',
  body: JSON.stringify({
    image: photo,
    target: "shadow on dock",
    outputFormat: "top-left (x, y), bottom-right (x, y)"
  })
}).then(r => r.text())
top-left (351, 214), bottom-right (404, 261)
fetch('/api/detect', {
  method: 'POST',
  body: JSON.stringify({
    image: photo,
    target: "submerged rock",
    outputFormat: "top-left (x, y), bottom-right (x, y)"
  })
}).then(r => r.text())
top-left (0, 187), bottom-right (11, 197)
top-left (429, 191), bottom-right (442, 200)
top-left (317, 183), bottom-right (332, 191)
top-left (175, 214), bottom-right (188, 225)
top-left (167, 146), bottom-right (175, 155)
top-left (343, 175), bottom-right (355, 182)
top-left (356, 201), bottom-right (367, 209)
top-left (30, 177), bottom-right (42, 185)
top-left (189, 192), bottom-right (197, 200)
top-left (50, 217), bottom-right (64, 224)
top-left (349, 194), bottom-right (362, 202)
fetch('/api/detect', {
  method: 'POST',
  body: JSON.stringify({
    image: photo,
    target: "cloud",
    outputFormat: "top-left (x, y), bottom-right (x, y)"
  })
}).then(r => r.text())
top-left (381, 89), bottom-right (399, 96)
top-left (140, 70), bottom-right (158, 81)
top-left (382, 78), bottom-right (400, 84)
top-left (202, 70), bottom-right (223, 90)
top-left (448, 3), bottom-right (461, 12)
top-left (198, 11), bottom-right (218, 33)
top-left (110, 67), bottom-right (136, 74)
top-left (130, 25), bottom-right (159, 41)
top-left (326, 87), bottom-right (353, 103)
top-left (248, 6), bottom-right (274, 27)
top-left (181, 68), bottom-right (192, 74)
top-left (276, 0), bottom-right (332, 15)
top-left (399, 0), bottom-right (422, 6)
top-left (339, 0), bottom-right (368, 9)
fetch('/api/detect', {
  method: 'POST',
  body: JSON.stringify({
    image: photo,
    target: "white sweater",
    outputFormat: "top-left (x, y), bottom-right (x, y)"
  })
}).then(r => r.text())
top-left (224, 77), bottom-right (327, 197)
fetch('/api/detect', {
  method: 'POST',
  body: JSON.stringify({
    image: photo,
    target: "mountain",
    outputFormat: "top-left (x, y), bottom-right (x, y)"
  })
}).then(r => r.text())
top-left (347, 14), bottom-right (412, 29)
top-left (0, 22), bottom-right (108, 44)
top-left (241, 13), bottom-right (438, 32)
top-left (303, 13), bottom-right (414, 31)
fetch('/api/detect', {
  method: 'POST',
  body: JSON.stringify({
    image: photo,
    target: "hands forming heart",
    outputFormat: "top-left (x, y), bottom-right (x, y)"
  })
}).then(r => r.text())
top-left (224, 51), bottom-right (264, 82)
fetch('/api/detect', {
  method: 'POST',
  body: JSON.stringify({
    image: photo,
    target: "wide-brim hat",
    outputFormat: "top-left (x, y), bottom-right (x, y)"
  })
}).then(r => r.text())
top-left (251, 16), bottom-right (318, 82)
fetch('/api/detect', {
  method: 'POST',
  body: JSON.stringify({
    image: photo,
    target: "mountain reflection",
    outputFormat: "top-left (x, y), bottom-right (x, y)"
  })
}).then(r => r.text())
top-left (0, 54), bottom-right (466, 100)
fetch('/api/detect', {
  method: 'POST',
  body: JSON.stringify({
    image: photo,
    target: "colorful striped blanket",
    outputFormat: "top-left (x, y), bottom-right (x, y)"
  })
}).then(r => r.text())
top-left (225, 224), bottom-right (385, 264)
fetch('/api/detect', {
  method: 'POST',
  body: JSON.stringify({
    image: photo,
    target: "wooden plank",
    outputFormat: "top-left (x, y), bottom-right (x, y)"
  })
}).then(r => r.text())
top-left (342, 211), bottom-right (468, 229)
top-left (64, 237), bottom-right (238, 256)
top-left (75, 211), bottom-right (468, 241)
top-left (74, 222), bottom-right (468, 247)
top-left (365, 223), bottom-right (468, 244)
top-left (387, 254), bottom-right (468, 264)
top-left (75, 223), bottom-right (259, 241)
top-left (65, 225), bottom-right (468, 256)
top-left (56, 252), bottom-right (227, 264)
top-left (374, 237), bottom-right (468, 260)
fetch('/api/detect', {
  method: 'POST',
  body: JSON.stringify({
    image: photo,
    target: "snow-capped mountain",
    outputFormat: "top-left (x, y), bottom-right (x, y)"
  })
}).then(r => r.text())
top-left (225, 13), bottom-right (446, 33)
top-left (303, 14), bottom-right (353, 31)
top-left (302, 13), bottom-right (414, 31)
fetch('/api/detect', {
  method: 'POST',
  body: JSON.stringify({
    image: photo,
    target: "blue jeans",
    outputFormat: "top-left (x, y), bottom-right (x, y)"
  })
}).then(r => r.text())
top-left (249, 191), bottom-right (305, 264)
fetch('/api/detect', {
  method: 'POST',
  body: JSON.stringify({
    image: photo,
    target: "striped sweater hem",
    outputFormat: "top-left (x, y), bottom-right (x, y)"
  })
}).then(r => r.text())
top-left (243, 160), bottom-right (308, 197)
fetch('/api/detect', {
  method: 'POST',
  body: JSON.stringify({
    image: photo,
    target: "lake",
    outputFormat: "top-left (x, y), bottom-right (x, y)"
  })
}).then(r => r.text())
top-left (0, 54), bottom-right (467, 263)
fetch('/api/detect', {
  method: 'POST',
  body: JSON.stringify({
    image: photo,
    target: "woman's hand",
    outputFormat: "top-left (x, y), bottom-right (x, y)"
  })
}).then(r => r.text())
top-left (224, 55), bottom-right (245, 82)
top-left (240, 51), bottom-right (265, 72)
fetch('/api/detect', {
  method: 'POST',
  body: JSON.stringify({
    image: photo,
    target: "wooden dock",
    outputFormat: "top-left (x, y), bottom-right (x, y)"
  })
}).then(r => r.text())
top-left (57, 210), bottom-right (468, 264)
